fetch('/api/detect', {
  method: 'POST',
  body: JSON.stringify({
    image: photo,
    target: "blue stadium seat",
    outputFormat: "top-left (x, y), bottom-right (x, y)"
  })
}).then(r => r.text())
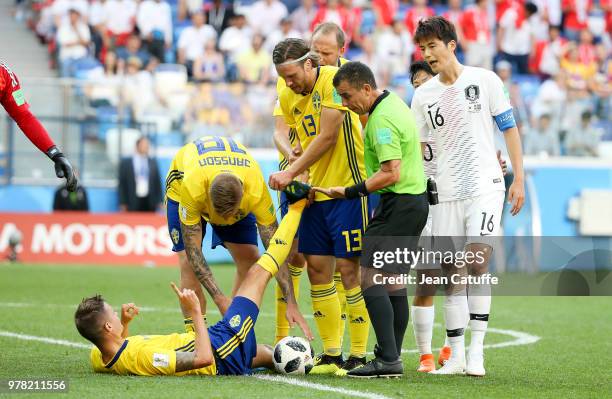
top-left (96, 106), bottom-right (131, 141)
top-left (73, 58), bottom-right (103, 80)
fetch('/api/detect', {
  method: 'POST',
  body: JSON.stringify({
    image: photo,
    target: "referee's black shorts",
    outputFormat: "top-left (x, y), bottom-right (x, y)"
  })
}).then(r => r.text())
top-left (362, 192), bottom-right (429, 274)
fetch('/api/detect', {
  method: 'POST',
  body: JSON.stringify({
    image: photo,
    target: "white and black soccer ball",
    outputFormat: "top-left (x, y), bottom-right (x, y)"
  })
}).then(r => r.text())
top-left (273, 336), bottom-right (314, 375)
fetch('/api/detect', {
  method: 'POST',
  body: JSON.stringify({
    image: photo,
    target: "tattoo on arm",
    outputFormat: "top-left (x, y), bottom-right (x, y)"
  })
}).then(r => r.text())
top-left (175, 351), bottom-right (196, 372)
top-left (181, 222), bottom-right (224, 298)
top-left (257, 220), bottom-right (278, 249)
top-left (275, 263), bottom-right (296, 304)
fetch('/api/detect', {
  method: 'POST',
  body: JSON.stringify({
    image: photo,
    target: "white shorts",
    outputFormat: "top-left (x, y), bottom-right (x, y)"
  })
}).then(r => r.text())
top-left (432, 191), bottom-right (504, 237)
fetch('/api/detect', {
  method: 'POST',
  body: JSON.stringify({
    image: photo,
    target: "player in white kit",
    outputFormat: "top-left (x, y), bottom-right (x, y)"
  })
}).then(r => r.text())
top-left (411, 17), bottom-right (525, 376)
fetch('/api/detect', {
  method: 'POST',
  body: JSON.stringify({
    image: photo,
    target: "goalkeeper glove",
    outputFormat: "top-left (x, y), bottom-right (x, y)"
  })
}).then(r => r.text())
top-left (46, 146), bottom-right (78, 192)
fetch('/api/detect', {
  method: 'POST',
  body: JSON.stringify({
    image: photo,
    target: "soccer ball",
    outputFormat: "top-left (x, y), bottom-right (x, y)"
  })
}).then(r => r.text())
top-left (273, 336), bottom-right (314, 375)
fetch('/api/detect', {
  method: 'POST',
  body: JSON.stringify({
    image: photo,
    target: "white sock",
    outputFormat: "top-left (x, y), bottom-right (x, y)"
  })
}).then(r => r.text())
top-left (444, 291), bottom-right (468, 362)
top-left (468, 281), bottom-right (491, 355)
top-left (444, 335), bottom-right (450, 347)
top-left (412, 305), bottom-right (434, 356)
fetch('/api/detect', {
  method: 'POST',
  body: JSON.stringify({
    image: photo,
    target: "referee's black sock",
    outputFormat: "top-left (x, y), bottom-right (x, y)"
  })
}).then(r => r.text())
top-left (389, 288), bottom-right (409, 356)
top-left (363, 284), bottom-right (398, 362)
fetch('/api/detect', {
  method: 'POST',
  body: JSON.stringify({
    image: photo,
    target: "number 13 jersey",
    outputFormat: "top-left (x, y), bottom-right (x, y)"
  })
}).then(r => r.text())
top-left (411, 66), bottom-right (511, 202)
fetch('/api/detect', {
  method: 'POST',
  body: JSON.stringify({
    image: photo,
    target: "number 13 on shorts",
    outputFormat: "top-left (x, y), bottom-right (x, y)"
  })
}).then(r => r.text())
top-left (342, 229), bottom-right (362, 252)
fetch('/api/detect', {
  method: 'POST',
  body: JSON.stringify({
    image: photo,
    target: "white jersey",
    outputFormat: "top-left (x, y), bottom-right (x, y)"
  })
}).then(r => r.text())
top-left (422, 135), bottom-right (436, 178)
top-left (411, 66), bottom-right (510, 202)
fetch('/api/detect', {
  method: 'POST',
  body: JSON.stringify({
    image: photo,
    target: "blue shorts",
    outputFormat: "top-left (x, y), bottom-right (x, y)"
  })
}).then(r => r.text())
top-left (209, 296), bottom-right (259, 375)
top-left (166, 199), bottom-right (258, 252)
top-left (298, 198), bottom-right (368, 258)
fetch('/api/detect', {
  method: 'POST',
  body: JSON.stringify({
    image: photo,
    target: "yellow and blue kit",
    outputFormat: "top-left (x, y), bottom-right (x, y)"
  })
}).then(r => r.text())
top-left (90, 296), bottom-right (259, 376)
top-left (165, 136), bottom-right (277, 251)
top-left (277, 65), bottom-right (368, 258)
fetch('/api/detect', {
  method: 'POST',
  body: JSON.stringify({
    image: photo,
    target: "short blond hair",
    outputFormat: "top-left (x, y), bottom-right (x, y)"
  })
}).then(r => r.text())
top-left (210, 173), bottom-right (243, 218)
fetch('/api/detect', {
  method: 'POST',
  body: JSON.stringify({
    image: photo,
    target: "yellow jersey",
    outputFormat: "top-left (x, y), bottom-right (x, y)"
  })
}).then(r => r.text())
top-left (272, 58), bottom-right (348, 171)
top-left (165, 136), bottom-right (276, 226)
top-left (90, 332), bottom-right (216, 376)
top-left (278, 65), bottom-right (366, 201)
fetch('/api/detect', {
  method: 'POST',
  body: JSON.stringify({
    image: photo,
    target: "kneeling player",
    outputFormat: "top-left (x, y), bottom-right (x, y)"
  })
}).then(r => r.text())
top-left (75, 187), bottom-right (313, 376)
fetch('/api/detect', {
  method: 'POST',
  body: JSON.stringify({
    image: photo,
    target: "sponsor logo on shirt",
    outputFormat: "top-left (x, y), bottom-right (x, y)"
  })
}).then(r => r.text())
top-left (153, 353), bottom-right (169, 368)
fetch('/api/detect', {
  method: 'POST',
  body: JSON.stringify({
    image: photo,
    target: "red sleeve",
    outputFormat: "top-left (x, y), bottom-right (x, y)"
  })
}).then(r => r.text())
top-left (0, 63), bottom-right (55, 154)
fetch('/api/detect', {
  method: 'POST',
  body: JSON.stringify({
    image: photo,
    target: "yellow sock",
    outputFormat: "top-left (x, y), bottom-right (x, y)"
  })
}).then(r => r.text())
top-left (311, 282), bottom-right (342, 356)
top-left (183, 315), bottom-right (207, 333)
top-left (346, 286), bottom-right (369, 357)
top-left (275, 264), bottom-right (303, 343)
top-left (256, 200), bottom-right (306, 276)
top-left (334, 272), bottom-right (347, 348)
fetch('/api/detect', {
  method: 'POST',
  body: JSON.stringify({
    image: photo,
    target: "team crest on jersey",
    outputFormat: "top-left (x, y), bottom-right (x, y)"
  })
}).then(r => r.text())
top-left (229, 314), bottom-right (241, 328)
top-left (465, 84), bottom-right (482, 112)
top-left (171, 228), bottom-right (180, 244)
top-left (312, 91), bottom-right (321, 112)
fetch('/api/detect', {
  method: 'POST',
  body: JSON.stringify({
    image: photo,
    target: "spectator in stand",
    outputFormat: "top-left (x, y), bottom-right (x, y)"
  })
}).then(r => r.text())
top-left (531, 25), bottom-right (567, 76)
top-left (219, 14), bottom-right (253, 81)
top-left (53, 170), bottom-right (89, 211)
top-left (88, 0), bottom-right (108, 60)
top-left (237, 34), bottom-right (271, 85)
top-left (193, 40), bottom-right (226, 82)
top-left (248, 0), bottom-right (288, 37)
top-left (56, 8), bottom-right (92, 77)
top-left (290, 0), bottom-right (318, 37)
top-left (498, 1), bottom-right (538, 74)
top-left (443, 0), bottom-right (465, 47)
top-left (310, 0), bottom-right (350, 34)
top-left (532, 0), bottom-right (563, 27)
top-left (121, 57), bottom-right (158, 121)
top-left (177, 11), bottom-right (218, 77)
top-left (531, 71), bottom-right (568, 127)
top-left (205, 0), bottom-right (235, 35)
top-left (524, 114), bottom-right (561, 156)
top-left (178, 0), bottom-right (203, 21)
top-left (355, 36), bottom-right (385, 85)
top-left (117, 34), bottom-right (152, 74)
top-left (461, 0), bottom-right (493, 70)
top-left (529, 0), bottom-right (550, 41)
top-left (404, 0), bottom-right (434, 35)
top-left (561, 0), bottom-right (592, 41)
top-left (577, 29), bottom-right (596, 65)
top-left (561, 42), bottom-right (597, 93)
top-left (565, 110), bottom-right (601, 156)
top-left (137, 0), bottom-right (173, 63)
top-left (103, 0), bottom-right (138, 48)
top-left (372, 0), bottom-right (398, 27)
top-left (52, 0), bottom-right (89, 27)
top-left (265, 17), bottom-right (301, 53)
top-left (341, 0), bottom-right (363, 48)
top-left (85, 51), bottom-right (121, 107)
top-left (376, 18), bottom-right (413, 84)
top-left (118, 136), bottom-right (162, 212)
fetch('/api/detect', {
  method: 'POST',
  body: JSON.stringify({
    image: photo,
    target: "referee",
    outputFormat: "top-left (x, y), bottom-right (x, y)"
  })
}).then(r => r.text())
top-left (314, 61), bottom-right (428, 377)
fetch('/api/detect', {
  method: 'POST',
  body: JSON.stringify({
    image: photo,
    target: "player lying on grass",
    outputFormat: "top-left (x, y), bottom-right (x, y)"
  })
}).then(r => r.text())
top-left (74, 185), bottom-right (313, 376)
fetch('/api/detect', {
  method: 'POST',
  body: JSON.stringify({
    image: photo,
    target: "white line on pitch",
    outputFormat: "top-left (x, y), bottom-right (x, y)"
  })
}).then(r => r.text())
top-left (254, 375), bottom-right (393, 399)
top-left (0, 331), bottom-right (390, 399)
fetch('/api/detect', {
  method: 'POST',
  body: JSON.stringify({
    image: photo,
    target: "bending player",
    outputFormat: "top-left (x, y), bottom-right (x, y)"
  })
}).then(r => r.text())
top-left (271, 22), bottom-right (352, 346)
top-left (75, 185), bottom-right (313, 376)
top-left (165, 136), bottom-right (300, 328)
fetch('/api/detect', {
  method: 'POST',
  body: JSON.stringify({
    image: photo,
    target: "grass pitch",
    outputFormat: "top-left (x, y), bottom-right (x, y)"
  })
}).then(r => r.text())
top-left (0, 263), bottom-right (610, 398)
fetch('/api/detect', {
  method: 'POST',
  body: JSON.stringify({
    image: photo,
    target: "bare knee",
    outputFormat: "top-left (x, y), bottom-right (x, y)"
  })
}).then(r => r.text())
top-left (336, 257), bottom-right (360, 289)
top-left (413, 296), bottom-right (434, 306)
